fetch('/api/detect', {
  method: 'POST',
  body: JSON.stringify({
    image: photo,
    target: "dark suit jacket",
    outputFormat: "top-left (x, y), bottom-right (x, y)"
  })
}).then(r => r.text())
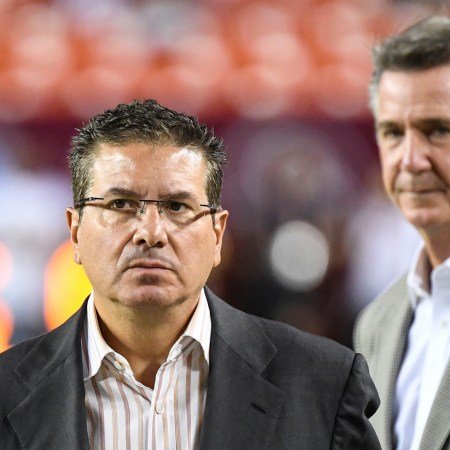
top-left (0, 287), bottom-right (380, 449)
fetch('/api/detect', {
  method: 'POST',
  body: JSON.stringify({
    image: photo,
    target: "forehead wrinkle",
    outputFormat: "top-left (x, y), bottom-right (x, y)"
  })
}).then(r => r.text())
top-left (92, 143), bottom-right (208, 201)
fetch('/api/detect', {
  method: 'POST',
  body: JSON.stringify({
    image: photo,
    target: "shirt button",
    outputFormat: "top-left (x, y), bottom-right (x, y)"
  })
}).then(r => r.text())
top-left (155, 403), bottom-right (165, 414)
top-left (113, 360), bottom-right (123, 371)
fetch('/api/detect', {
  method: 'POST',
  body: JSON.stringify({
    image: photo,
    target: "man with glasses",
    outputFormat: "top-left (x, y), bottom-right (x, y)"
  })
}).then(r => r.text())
top-left (0, 99), bottom-right (380, 449)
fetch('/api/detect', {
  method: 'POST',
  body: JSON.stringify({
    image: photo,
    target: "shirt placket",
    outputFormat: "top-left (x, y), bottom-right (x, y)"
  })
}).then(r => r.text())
top-left (149, 344), bottom-right (185, 450)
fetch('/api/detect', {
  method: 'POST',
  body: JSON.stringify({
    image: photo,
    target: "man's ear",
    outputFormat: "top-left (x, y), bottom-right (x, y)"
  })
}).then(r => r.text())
top-left (66, 207), bottom-right (82, 265)
top-left (213, 209), bottom-right (228, 268)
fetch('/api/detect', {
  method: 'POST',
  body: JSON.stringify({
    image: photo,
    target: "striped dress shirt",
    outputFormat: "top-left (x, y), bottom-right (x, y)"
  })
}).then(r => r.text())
top-left (81, 290), bottom-right (211, 450)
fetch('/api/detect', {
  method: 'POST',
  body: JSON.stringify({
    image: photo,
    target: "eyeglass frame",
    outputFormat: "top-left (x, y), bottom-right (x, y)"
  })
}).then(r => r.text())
top-left (74, 196), bottom-right (219, 225)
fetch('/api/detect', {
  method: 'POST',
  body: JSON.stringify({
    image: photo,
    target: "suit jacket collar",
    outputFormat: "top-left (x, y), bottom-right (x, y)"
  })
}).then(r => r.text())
top-left (421, 364), bottom-right (450, 449)
top-left (200, 287), bottom-right (285, 450)
top-left (368, 276), bottom-right (412, 450)
top-left (8, 302), bottom-right (89, 449)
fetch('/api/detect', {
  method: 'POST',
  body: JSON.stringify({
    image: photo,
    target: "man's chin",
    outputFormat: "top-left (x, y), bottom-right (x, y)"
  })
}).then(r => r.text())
top-left (117, 286), bottom-right (186, 309)
top-left (402, 208), bottom-right (449, 231)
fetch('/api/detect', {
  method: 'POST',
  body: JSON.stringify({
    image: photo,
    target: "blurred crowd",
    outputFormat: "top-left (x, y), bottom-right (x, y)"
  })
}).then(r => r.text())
top-left (0, 0), bottom-right (442, 122)
top-left (0, 0), bottom-right (439, 349)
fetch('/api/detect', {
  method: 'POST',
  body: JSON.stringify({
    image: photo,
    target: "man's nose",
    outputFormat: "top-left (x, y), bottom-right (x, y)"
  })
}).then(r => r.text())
top-left (132, 202), bottom-right (168, 248)
top-left (400, 131), bottom-right (432, 173)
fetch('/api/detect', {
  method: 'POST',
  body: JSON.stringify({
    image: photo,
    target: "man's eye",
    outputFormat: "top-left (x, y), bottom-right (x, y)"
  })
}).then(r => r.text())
top-left (430, 127), bottom-right (450, 138)
top-left (381, 128), bottom-right (403, 139)
top-left (110, 199), bottom-right (136, 209)
top-left (164, 201), bottom-right (186, 212)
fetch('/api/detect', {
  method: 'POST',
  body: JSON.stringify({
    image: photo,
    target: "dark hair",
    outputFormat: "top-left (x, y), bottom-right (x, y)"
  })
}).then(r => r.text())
top-left (69, 99), bottom-right (227, 208)
top-left (369, 15), bottom-right (450, 112)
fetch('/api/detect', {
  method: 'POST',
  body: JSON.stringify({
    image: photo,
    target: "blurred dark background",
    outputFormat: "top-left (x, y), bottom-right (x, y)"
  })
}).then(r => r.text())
top-left (2, 0), bottom-right (441, 350)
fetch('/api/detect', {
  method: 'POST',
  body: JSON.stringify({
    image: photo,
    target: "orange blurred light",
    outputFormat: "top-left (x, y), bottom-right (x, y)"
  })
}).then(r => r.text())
top-left (0, 300), bottom-right (14, 353)
top-left (44, 239), bottom-right (92, 331)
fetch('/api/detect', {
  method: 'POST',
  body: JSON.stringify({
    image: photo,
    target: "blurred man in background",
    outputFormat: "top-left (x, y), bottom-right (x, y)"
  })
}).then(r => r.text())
top-left (355, 15), bottom-right (450, 450)
top-left (0, 98), bottom-right (380, 449)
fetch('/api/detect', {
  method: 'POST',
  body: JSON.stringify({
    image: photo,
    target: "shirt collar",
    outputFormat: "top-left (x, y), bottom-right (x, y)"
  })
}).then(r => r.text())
top-left (407, 243), bottom-right (450, 308)
top-left (82, 293), bottom-right (113, 381)
top-left (179, 289), bottom-right (211, 364)
top-left (82, 289), bottom-right (211, 381)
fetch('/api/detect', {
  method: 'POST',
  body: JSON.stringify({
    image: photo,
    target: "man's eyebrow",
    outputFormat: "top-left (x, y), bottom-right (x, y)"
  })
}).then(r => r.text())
top-left (417, 118), bottom-right (450, 127)
top-left (376, 120), bottom-right (401, 130)
top-left (377, 118), bottom-right (450, 130)
top-left (158, 191), bottom-right (196, 201)
top-left (104, 187), bottom-right (140, 197)
top-left (103, 188), bottom-right (198, 201)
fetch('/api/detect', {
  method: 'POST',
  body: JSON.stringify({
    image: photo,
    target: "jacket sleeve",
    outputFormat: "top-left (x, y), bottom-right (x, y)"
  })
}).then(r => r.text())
top-left (331, 353), bottom-right (381, 449)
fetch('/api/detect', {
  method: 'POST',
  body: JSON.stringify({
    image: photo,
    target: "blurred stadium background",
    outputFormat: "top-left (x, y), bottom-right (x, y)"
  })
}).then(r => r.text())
top-left (2, 0), bottom-right (441, 351)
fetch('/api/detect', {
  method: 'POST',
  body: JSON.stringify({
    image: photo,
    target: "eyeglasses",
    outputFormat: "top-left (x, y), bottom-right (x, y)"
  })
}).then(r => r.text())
top-left (75, 196), bottom-right (218, 228)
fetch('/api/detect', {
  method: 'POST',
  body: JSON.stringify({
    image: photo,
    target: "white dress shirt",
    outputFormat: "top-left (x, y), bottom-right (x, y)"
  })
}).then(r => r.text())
top-left (394, 246), bottom-right (450, 450)
top-left (82, 290), bottom-right (211, 450)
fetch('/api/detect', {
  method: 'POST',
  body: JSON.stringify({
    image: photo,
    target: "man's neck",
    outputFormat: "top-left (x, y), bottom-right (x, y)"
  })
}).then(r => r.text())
top-left (421, 227), bottom-right (450, 269)
top-left (94, 297), bottom-right (199, 388)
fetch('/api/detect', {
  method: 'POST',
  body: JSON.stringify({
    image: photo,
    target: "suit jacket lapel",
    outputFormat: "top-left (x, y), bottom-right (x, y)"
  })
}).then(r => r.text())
top-left (7, 304), bottom-right (89, 450)
top-left (370, 277), bottom-right (412, 450)
top-left (419, 350), bottom-right (450, 448)
top-left (199, 288), bottom-right (285, 450)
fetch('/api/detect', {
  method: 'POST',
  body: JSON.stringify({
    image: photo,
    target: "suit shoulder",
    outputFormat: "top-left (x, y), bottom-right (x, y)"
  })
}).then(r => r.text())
top-left (357, 274), bottom-right (408, 329)
top-left (252, 313), bottom-right (354, 366)
top-left (0, 333), bottom-right (47, 370)
top-left (354, 274), bottom-right (408, 354)
top-left (0, 304), bottom-right (85, 373)
top-left (208, 289), bottom-right (356, 372)
top-left (0, 334), bottom-right (51, 413)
